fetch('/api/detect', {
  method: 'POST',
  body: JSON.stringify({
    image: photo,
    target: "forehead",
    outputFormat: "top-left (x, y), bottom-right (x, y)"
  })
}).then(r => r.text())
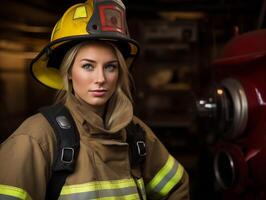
top-left (76, 42), bottom-right (117, 60)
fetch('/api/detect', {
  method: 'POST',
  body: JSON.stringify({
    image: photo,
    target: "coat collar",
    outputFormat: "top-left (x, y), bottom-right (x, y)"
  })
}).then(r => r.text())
top-left (65, 92), bottom-right (133, 134)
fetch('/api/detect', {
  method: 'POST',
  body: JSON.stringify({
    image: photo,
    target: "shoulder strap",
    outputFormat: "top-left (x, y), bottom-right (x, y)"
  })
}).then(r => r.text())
top-left (39, 103), bottom-right (80, 200)
top-left (126, 122), bottom-right (146, 167)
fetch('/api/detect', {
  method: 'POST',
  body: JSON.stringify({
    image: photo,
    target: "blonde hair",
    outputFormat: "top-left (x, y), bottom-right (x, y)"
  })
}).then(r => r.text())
top-left (55, 41), bottom-right (133, 104)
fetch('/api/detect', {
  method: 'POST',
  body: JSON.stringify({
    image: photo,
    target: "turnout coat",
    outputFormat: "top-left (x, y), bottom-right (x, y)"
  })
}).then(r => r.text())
top-left (0, 94), bottom-right (189, 200)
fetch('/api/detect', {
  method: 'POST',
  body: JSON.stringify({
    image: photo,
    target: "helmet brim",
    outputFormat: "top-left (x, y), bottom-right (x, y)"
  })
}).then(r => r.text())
top-left (30, 35), bottom-right (139, 90)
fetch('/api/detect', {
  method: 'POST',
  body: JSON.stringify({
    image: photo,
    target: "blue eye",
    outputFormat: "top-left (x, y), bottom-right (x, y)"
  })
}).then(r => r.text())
top-left (105, 63), bottom-right (118, 72)
top-left (82, 63), bottom-right (93, 71)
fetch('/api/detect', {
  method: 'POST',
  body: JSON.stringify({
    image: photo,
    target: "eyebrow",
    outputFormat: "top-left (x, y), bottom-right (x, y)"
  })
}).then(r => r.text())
top-left (80, 59), bottom-right (118, 64)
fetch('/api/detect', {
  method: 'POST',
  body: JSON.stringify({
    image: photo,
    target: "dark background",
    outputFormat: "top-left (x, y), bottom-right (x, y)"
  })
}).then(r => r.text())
top-left (0, 0), bottom-right (265, 199)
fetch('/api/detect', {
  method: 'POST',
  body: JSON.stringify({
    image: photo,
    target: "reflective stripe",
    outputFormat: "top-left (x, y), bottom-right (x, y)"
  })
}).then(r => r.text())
top-left (59, 178), bottom-right (141, 200)
top-left (73, 6), bottom-right (87, 19)
top-left (146, 156), bottom-right (184, 199)
top-left (0, 185), bottom-right (32, 200)
top-left (136, 178), bottom-right (147, 200)
top-left (0, 195), bottom-right (20, 200)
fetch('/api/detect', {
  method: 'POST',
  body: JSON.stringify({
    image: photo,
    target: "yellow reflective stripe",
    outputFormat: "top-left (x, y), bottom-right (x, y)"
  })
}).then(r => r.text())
top-left (146, 155), bottom-right (184, 199)
top-left (0, 184), bottom-right (32, 200)
top-left (160, 164), bottom-right (184, 197)
top-left (59, 178), bottom-right (142, 200)
top-left (136, 178), bottom-right (147, 200)
top-left (61, 178), bottom-right (136, 195)
top-left (146, 155), bottom-right (175, 193)
top-left (73, 6), bottom-right (87, 19)
top-left (59, 190), bottom-right (139, 200)
top-left (87, 193), bottom-right (139, 200)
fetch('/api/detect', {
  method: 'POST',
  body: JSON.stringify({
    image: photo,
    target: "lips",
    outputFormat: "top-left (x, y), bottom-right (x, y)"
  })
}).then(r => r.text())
top-left (90, 89), bottom-right (107, 97)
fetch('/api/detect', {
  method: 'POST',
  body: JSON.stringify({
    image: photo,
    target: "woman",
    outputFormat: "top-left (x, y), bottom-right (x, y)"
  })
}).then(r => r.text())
top-left (0, 0), bottom-right (189, 199)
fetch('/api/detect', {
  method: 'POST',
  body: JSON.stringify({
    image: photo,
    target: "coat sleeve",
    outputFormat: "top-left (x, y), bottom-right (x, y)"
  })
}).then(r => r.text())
top-left (0, 114), bottom-right (55, 200)
top-left (133, 117), bottom-right (190, 200)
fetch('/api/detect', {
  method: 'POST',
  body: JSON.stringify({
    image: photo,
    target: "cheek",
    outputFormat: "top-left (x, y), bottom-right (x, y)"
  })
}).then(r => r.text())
top-left (108, 73), bottom-right (119, 89)
top-left (71, 70), bottom-right (90, 91)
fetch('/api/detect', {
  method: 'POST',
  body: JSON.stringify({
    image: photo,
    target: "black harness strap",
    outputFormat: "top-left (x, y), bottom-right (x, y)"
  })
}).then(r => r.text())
top-left (39, 103), bottom-right (80, 200)
top-left (39, 103), bottom-right (146, 200)
top-left (126, 122), bottom-right (146, 167)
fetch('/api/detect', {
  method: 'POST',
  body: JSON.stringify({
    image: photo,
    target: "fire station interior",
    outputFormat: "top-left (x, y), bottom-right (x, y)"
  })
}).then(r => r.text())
top-left (0, 0), bottom-right (265, 199)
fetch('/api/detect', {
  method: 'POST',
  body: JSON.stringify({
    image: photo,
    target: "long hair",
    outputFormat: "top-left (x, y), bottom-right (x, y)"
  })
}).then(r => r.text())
top-left (55, 41), bottom-right (133, 104)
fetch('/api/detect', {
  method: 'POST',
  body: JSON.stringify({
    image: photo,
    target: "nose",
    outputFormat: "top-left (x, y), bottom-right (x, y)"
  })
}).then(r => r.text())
top-left (95, 66), bottom-right (106, 84)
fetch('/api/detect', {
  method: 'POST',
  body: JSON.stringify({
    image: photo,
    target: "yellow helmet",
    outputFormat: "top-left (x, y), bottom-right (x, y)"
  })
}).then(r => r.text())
top-left (30, 0), bottom-right (139, 90)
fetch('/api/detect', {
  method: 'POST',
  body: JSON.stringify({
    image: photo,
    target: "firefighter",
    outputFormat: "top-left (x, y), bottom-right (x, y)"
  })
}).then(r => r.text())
top-left (0, 0), bottom-right (189, 200)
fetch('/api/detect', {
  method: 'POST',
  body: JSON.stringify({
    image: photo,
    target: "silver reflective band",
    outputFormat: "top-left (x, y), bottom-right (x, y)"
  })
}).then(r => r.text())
top-left (56, 115), bottom-right (71, 129)
top-left (61, 147), bottom-right (74, 163)
top-left (146, 156), bottom-right (184, 199)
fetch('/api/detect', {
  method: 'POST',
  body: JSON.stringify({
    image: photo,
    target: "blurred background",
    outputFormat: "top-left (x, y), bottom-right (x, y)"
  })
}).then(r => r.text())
top-left (0, 0), bottom-right (265, 199)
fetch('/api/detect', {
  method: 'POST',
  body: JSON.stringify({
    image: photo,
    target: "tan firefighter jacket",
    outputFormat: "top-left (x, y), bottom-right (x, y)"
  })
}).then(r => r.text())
top-left (0, 93), bottom-right (189, 200)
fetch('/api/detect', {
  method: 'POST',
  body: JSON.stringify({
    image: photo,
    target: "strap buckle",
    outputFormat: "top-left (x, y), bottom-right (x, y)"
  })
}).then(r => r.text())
top-left (136, 141), bottom-right (146, 157)
top-left (61, 147), bottom-right (75, 164)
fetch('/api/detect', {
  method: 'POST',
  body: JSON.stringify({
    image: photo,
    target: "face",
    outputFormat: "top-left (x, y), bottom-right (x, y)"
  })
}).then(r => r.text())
top-left (70, 43), bottom-right (119, 108)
